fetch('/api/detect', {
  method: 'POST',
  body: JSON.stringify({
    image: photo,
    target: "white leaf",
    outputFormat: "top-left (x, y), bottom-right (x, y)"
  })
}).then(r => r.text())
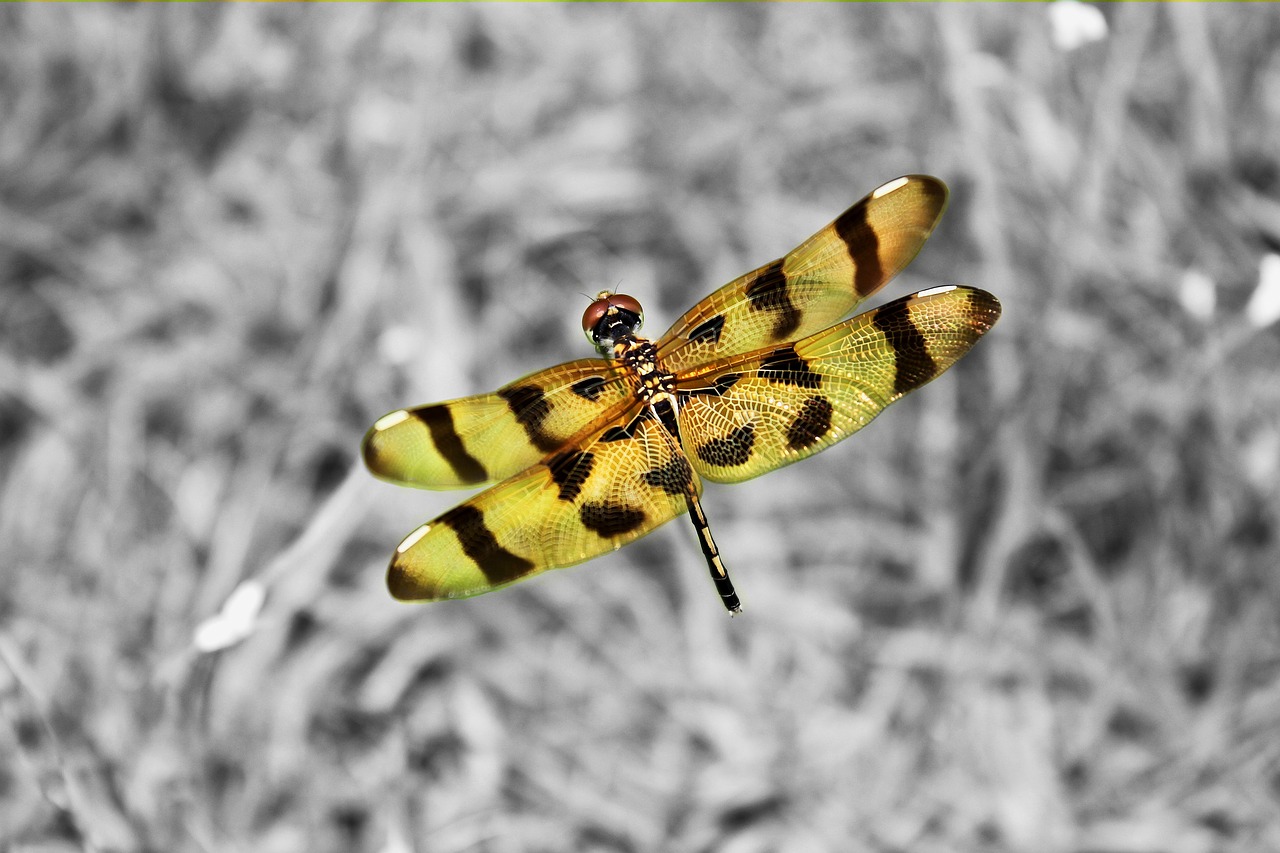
top-left (1048, 0), bottom-right (1108, 51)
top-left (377, 324), bottom-right (419, 366)
top-left (1178, 269), bottom-right (1216, 321)
top-left (1246, 254), bottom-right (1280, 329)
top-left (194, 580), bottom-right (266, 653)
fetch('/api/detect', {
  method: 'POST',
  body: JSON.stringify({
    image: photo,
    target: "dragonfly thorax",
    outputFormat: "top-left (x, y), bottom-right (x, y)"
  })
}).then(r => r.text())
top-left (619, 339), bottom-right (676, 402)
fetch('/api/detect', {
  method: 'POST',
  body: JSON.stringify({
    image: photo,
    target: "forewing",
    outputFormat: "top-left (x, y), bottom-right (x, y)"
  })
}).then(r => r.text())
top-left (363, 358), bottom-right (633, 489)
top-left (676, 286), bottom-right (1001, 483)
top-left (656, 175), bottom-right (949, 375)
top-left (387, 406), bottom-right (700, 601)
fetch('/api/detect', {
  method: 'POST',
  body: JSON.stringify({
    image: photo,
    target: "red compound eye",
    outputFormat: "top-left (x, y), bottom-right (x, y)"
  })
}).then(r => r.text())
top-left (581, 292), bottom-right (644, 335)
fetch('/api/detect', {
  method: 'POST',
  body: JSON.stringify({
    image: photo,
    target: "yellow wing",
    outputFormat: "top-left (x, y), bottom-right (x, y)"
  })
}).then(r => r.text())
top-left (386, 405), bottom-right (700, 601)
top-left (363, 359), bottom-right (634, 489)
top-left (655, 175), bottom-right (949, 375)
top-left (675, 286), bottom-right (1001, 483)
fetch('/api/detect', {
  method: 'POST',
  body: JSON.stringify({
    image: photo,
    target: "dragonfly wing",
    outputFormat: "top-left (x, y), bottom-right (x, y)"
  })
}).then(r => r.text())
top-left (387, 405), bottom-right (702, 600)
top-left (676, 286), bottom-right (1001, 483)
top-left (656, 175), bottom-right (949, 375)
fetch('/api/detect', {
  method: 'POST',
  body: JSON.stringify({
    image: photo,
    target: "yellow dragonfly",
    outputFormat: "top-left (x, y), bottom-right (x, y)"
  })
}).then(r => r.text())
top-left (364, 175), bottom-right (1000, 613)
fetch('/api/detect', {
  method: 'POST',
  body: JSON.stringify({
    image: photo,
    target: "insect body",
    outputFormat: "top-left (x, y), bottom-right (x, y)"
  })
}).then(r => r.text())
top-left (363, 175), bottom-right (1001, 614)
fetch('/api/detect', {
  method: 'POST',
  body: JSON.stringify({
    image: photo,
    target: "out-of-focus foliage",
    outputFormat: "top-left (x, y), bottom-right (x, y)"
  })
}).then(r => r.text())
top-left (2, 5), bottom-right (1279, 852)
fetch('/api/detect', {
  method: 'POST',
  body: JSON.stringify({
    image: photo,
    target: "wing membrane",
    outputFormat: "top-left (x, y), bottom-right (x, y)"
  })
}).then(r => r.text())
top-left (656, 175), bottom-right (949, 375)
top-left (363, 359), bottom-right (633, 489)
top-left (387, 406), bottom-right (700, 601)
top-left (675, 286), bottom-right (1001, 483)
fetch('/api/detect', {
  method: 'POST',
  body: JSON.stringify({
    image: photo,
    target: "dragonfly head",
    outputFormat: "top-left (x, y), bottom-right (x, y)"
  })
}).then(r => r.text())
top-left (582, 291), bottom-right (644, 356)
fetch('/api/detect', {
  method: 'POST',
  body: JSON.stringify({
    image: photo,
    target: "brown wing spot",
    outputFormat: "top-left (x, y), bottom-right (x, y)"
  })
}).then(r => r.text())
top-left (688, 315), bottom-right (726, 345)
top-left (640, 454), bottom-right (693, 496)
top-left (409, 405), bottom-right (487, 484)
top-left (571, 376), bottom-right (607, 401)
top-left (696, 423), bottom-right (756, 467)
top-left (713, 373), bottom-right (741, 394)
top-left (437, 505), bottom-right (535, 586)
top-left (547, 450), bottom-right (595, 502)
top-left (758, 345), bottom-right (821, 389)
top-left (966, 288), bottom-right (1003, 331)
top-left (386, 562), bottom-right (428, 601)
top-left (915, 177), bottom-right (949, 221)
top-left (362, 430), bottom-right (386, 473)
top-left (744, 259), bottom-right (801, 341)
top-left (679, 372), bottom-right (741, 401)
top-left (600, 424), bottom-right (637, 443)
top-left (786, 396), bottom-right (834, 450)
top-left (834, 199), bottom-right (884, 297)
top-left (497, 384), bottom-right (560, 453)
top-left (872, 300), bottom-right (937, 395)
top-left (601, 410), bottom-right (650, 443)
top-left (580, 502), bottom-right (647, 537)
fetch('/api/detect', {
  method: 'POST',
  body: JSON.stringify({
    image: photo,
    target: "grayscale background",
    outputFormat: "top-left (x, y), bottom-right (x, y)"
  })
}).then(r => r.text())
top-left (2, 5), bottom-right (1279, 852)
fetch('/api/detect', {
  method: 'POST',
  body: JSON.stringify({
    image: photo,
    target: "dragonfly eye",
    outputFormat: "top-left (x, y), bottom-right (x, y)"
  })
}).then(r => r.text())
top-left (582, 292), bottom-right (644, 347)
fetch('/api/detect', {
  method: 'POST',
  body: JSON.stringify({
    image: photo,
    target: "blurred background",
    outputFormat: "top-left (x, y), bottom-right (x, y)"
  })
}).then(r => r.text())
top-left (2, 4), bottom-right (1279, 852)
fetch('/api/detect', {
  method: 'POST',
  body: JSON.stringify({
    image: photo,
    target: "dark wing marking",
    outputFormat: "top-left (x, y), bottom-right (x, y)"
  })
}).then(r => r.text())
top-left (363, 359), bottom-right (633, 489)
top-left (385, 404), bottom-right (705, 601)
top-left (675, 286), bottom-right (1001, 483)
top-left (656, 175), bottom-right (949, 375)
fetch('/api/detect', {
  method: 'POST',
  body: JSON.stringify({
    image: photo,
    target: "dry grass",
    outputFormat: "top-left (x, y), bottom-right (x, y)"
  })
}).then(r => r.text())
top-left (2, 5), bottom-right (1279, 852)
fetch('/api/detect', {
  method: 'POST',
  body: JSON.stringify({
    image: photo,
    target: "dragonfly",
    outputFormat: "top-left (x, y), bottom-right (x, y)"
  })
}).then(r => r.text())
top-left (363, 175), bottom-right (1000, 614)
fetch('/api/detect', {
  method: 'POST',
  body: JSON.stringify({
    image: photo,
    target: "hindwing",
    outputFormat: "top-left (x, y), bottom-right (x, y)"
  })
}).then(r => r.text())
top-left (676, 286), bottom-right (1001, 483)
top-left (386, 406), bottom-right (700, 601)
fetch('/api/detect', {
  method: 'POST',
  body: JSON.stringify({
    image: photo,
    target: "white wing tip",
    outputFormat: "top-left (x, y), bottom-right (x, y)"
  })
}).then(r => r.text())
top-left (396, 524), bottom-right (431, 554)
top-left (373, 410), bottom-right (411, 432)
top-left (871, 176), bottom-right (911, 199)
